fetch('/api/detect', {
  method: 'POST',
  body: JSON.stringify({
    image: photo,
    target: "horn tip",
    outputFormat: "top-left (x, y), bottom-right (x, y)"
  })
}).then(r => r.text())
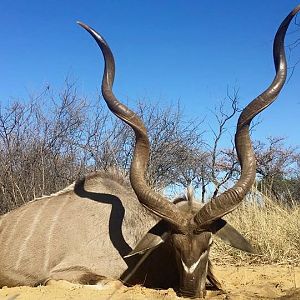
top-left (76, 21), bottom-right (88, 29)
top-left (291, 5), bottom-right (300, 17)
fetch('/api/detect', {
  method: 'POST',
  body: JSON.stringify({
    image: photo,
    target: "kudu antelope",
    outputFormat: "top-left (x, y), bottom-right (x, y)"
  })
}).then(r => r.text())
top-left (1, 5), bottom-right (299, 299)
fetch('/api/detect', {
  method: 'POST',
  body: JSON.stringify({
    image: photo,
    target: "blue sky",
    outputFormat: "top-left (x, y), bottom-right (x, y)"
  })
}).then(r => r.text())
top-left (0, 0), bottom-right (299, 147)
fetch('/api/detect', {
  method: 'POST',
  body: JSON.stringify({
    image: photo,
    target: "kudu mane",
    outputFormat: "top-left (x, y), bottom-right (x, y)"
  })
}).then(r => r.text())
top-left (31, 169), bottom-right (131, 203)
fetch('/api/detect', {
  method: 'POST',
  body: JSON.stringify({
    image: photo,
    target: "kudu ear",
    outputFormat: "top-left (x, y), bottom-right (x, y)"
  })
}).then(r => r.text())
top-left (124, 220), bottom-right (170, 258)
top-left (209, 219), bottom-right (255, 253)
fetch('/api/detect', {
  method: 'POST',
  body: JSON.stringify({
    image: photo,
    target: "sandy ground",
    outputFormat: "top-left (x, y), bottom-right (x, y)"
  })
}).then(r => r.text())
top-left (0, 265), bottom-right (299, 300)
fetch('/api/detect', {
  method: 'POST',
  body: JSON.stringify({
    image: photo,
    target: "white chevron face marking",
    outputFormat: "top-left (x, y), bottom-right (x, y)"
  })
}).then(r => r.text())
top-left (181, 250), bottom-right (207, 274)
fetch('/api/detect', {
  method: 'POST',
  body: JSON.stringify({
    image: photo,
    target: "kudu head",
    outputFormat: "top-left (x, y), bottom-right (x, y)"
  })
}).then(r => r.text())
top-left (77, 5), bottom-right (299, 298)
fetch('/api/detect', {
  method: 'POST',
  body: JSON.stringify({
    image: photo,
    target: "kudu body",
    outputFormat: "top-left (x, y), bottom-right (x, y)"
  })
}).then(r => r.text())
top-left (0, 5), bottom-right (299, 298)
top-left (0, 171), bottom-right (160, 285)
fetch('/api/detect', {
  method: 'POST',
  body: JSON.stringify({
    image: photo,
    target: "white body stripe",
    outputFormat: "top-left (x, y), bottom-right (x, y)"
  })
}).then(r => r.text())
top-left (43, 199), bottom-right (70, 271)
top-left (15, 198), bottom-right (50, 269)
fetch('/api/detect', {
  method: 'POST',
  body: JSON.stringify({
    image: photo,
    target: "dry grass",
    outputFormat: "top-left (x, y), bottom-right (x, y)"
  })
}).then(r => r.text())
top-left (211, 188), bottom-right (300, 266)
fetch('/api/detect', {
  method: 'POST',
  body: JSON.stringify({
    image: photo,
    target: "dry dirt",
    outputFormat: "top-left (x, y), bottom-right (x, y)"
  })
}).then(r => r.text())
top-left (0, 265), bottom-right (299, 300)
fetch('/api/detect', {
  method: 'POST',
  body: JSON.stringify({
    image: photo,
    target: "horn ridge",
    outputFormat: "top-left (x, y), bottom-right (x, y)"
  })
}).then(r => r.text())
top-left (193, 5), bottom-right (300, 228)
top-left (78, 22), bottom-right (190, 232)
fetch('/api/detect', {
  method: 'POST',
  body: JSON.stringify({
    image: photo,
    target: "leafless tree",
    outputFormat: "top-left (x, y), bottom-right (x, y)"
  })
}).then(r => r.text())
top-left (254, 137), bottom-right (299, 203)
top-left (0, 82), bottom-right (205, 213)
top-left (1, 79), bottom-right (299, 214)
top-left (188, 88), bottom-right (243, 202)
